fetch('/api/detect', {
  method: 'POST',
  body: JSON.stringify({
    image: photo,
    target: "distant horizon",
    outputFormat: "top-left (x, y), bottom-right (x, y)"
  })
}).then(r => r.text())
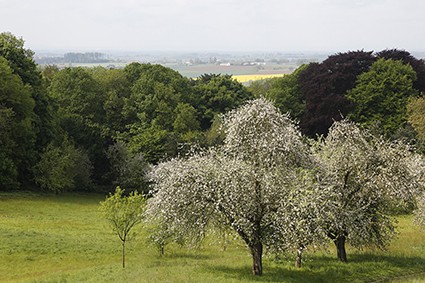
top-left (32, 48), bottom-right (425, 62)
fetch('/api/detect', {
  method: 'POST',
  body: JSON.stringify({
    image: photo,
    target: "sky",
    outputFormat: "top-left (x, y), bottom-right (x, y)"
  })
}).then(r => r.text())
top-left (1, 0), bottom-right (424, 53)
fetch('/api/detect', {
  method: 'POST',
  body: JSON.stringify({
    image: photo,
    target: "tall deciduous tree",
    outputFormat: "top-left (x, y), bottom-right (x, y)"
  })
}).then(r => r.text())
top-left (0, 32), bottom-right (55, 154)
top-left (148, 98), bottom-right (323, 275)
top-left (315, 120), bottom-right (421, 262)
top-left (298, 51), bottom-right (375, 137)
top-left (347, 58), bottom-right (418, 137)
top-left (194, 74), bottom-right (253, 130)
top-left (0, 56), bottom-right (35, 189)
top-left (48, 67), bottom-right (109, 185)
top-left (376, 49), bottom-right (425, 93)
top-left (34, 138), bottom-right (92, 193)
top-left (259, 65), bottom-right (307, 121)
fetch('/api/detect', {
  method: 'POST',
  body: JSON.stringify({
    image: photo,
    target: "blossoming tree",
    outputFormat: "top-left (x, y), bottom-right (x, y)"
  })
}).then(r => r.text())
top-left (314, 120), bottom-right (423, 262)
top-left (147, 98), bottom-right (324, 275)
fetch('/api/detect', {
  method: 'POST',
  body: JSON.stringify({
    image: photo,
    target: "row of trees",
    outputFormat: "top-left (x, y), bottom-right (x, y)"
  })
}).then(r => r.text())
top-left (0, 32), bottom-right (252, 192)
top-left (107, 99), bottom-right (424, 276)
top-left (250, 50), bottom-right (425, 145)
top-left (1, 32), bottom-right (425, 195)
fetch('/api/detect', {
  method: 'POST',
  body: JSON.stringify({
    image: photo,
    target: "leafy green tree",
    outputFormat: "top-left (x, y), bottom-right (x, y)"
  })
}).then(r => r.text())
top-left (106, 141), bottom-right (149, 192)
top-left (376, 49), bottom-right (425, 93)
top-left (90, 67), bottom-right (131, 135)
top-left (0, 32), bottom-right (40, 86)
top-left (99, 187), bottom-right (146, 268)
top-left (194, 74), bottom-right (253, 130)
top-left (120, 64), bottom-right (195, 163)
top-left (0, 56), bottom-right (35, 189)
top-left (48, 67), bottom-right (109, 186)
top-left (256, 65), bottom-right (307, 121)
top-left (124, 65), bottom-right (191, 125)
top-left (124, 121), bottom-right (171, 164)
top-left (34, 138), bottom-right (92, 193)
top-left (173, 103), bottom-right (201, 143)
top-left (0, 32), bottom-right (55, 154)
top-left (248, 78), bottom-right (275, 98)
top-left (347, 58), bottom-right (418, 137)
top-left (40, 65), bottom-right (60, 88)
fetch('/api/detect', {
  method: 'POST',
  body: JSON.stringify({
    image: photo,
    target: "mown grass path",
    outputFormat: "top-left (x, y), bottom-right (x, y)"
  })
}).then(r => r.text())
top-left (0, 192), bottom-right (424, 282)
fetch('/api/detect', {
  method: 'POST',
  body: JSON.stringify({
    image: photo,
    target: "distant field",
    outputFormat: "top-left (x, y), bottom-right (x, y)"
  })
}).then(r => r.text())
top-left (167, 63), bottom-right (296, 78)
top-left (1, 192), bottom-right (424, 282)
top-left (46, 61), bottom-right (297, 79)
top-left (233, 73), bottom-right (286, 83)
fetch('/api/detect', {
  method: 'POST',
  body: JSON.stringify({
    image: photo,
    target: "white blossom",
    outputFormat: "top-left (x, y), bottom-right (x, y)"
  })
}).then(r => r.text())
top-left (146, 98), bottom-right (321, 275)
top-left (314, 120), bottom-right (424, 261)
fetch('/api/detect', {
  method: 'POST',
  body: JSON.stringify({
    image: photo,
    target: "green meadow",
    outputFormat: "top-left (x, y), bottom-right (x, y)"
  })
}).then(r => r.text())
top-left (1, 192), bottom-right (424, 283)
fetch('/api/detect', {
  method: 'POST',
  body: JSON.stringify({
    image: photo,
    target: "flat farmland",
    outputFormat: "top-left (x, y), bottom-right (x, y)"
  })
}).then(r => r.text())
top-left (166, 63), bottom-right (297, 78)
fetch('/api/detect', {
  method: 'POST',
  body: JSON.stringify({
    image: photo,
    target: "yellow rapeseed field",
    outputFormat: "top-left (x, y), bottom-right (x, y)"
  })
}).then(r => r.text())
top-left (232, 73), bottom-right (286, 83)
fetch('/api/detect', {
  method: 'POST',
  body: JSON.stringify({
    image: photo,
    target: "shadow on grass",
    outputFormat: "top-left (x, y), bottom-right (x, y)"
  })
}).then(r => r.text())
top-left (205, 254), bottom-right (425, 283)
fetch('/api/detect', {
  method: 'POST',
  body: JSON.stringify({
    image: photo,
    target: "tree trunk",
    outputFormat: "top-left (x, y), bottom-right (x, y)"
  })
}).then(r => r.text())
top-left (122, 241), bottom-right (126, 268)
top-left (334, 236), bottom-right (347, 263)
top-left (250, 241), bottom-right (263, 276)
top-left (160, 242), bottom-right (164, 256)
top-left (295, 245), bottom-right (304, 268)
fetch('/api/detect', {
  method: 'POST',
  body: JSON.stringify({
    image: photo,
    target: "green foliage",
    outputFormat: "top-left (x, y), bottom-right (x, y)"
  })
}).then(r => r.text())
top-left (48, 67), bottom-right (111, 186)
top-left (40, 64), bottom-right (60, 88)
top-left (250, 65), bottom-right (307, 121)
top-left (0, 32), bottom-right (39, 86)
top-left (0, 32), bottom-right (55, 154)
top-left (376, 49), bottom-right (425, 93)
top-left (49, 67), bottom-right (105, 125)
top-left (407, 96), bottom-right (425, 152)
top-left (100, 187), bottom-right (146, 240)
top-left (106, 141), bottom-right (149, 192)
top-left (348, 58), bottom-right (418, 137)
top-left (0, 152), bottom-right (18, 189)
top-left (90, 67), bottom-right (130, 135)
top-left (99, 187), bottom-right (146, 267)
top-left (34, 138), bottom-right (93, 193)
top-left (0, 56), bottom-right (35, 189)
top-left (173, 103), bottom-right (200, 134)
top-left (194, 74), bottom-right (253, 130)
top-left (248, 77), bottom-right (275, 98)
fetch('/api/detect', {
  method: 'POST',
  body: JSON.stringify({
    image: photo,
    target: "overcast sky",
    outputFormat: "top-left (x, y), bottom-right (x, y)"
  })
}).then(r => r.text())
top-left (1, 0), bottom-right (424, 52)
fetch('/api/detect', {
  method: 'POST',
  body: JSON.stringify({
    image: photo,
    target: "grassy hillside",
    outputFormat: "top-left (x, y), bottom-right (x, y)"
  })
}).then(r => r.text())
top-left (0, 192), bottom-right (424, 283)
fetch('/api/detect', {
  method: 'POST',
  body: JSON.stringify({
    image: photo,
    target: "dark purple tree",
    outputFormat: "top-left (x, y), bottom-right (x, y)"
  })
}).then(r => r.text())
top-left (298, 51), bottom-right (376, 137)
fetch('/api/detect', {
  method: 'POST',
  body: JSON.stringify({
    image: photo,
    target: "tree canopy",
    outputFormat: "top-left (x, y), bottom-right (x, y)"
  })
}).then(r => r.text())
top-left (298, 50), bottom-right (376, 137)
top-left (147, 98), bottom-right (325, 275)
top-left (314, 120), bottom-right (421, 262)
top-left (347, 58), bottom-right (418, 137)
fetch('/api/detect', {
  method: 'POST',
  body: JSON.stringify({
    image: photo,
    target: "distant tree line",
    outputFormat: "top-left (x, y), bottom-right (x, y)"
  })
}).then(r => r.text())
top-left (1, 32), bottom-right (425, 194)
top-left (35, 52), bottom-right (112, 65)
